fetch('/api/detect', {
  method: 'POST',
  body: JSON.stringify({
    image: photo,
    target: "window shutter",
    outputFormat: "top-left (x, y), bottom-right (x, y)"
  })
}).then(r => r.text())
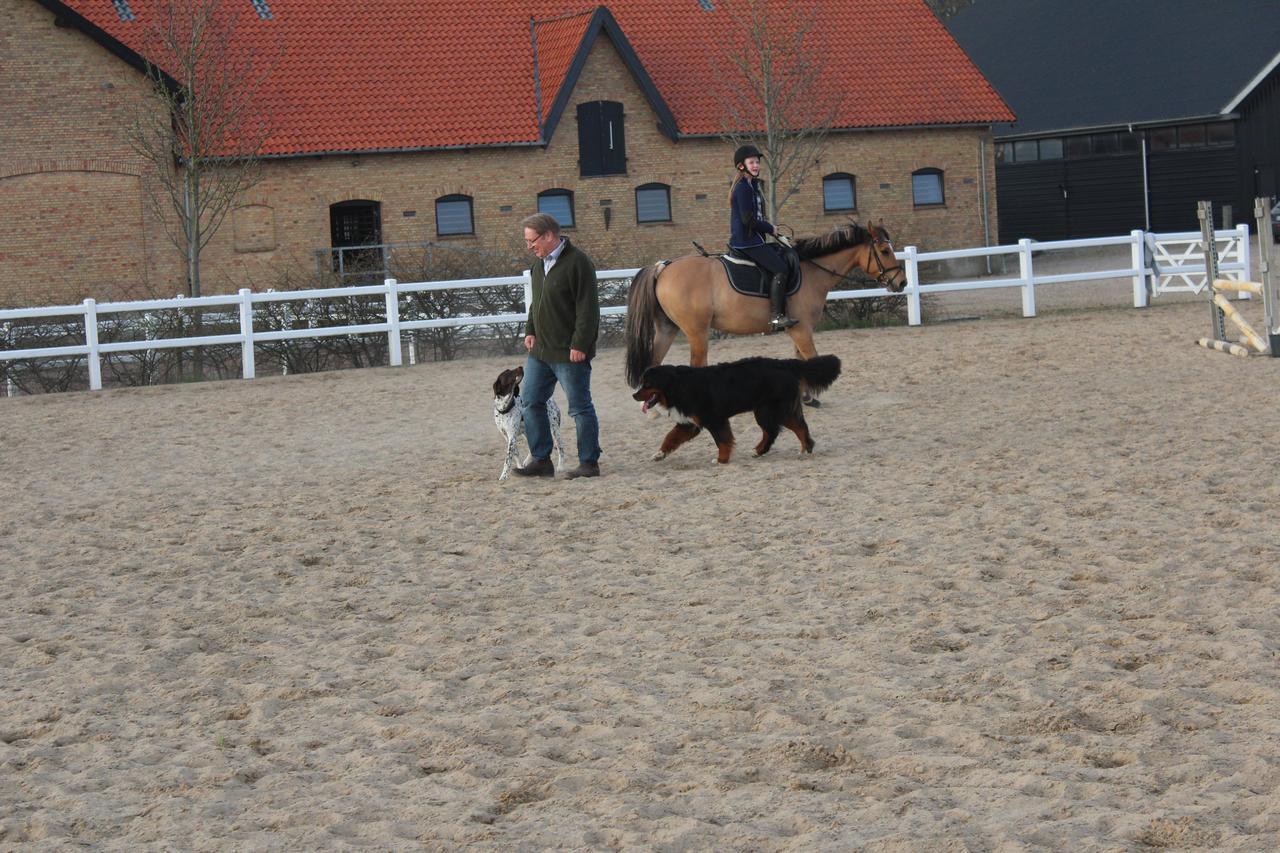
top-left (577, 102), bottom-right (604, 176)
top-left (601, 101), bottom-right (626, 175)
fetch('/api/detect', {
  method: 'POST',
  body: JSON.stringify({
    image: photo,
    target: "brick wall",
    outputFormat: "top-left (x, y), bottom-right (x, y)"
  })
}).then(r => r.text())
top-left (0, 0), bottom-right (181, 306)
top-left (1, 3), bottom-right (1001, 306)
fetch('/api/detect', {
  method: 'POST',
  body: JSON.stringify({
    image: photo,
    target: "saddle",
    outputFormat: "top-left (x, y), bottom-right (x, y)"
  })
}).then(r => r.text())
top-left (693, 242), bottom-right (801, 299)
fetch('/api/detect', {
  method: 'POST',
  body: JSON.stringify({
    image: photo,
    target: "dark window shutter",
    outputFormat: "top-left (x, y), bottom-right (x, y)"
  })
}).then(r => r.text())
top-left (601, 101), bottom-right (626, 175)
top-left (578, 101), bottom-right (625, 177)
top-left (577, 102), bottom-right (604, 176)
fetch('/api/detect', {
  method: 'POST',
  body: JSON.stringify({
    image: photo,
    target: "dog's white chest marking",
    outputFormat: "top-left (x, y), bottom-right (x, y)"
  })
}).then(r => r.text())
top-left (494, 390), bottom-right (566, 481)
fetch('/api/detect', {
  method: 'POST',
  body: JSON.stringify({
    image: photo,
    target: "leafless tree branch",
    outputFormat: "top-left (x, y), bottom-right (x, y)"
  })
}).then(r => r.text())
top-left (716, 0), bottom-right (842, 220)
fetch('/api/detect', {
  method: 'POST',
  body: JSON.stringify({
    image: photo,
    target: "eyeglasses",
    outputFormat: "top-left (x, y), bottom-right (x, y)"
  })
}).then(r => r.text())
top-left (524, 233), bottom-right (546, 247)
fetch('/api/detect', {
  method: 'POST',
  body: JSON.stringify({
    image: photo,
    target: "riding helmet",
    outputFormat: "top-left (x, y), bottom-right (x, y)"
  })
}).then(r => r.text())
top-left (733, 144), bottom-right (763, 168)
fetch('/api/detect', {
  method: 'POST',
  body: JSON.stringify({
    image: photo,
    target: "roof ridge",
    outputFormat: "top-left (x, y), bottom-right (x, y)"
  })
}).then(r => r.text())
top-left (532, 6), bottom-right (599, 25)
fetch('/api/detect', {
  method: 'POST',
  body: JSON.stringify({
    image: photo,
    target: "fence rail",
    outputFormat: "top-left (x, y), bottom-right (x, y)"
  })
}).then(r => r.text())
top-left (0, 227), bottom-right (1253, 393)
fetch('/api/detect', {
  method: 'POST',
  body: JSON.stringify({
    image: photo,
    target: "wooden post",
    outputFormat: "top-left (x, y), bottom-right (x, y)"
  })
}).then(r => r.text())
top-left (904, 245), bottom-right (921, 326)
top-left (1018, 238), bottom-right (1035, 317)
top-left (83, 298), bottom-right (102, 391)
top-left (239, 288), bottom-right (256, 380)
top-left (385, 278), bottom-right (403, 367)
top-left (1255, 196), bottom-right (1277, 355)
top-left (1131, 230), bottom-right (1148, 307)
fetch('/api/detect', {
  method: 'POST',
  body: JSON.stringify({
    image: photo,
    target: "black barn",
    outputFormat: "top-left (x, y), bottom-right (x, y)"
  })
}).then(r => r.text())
top-left (946, 0), bottom-right (1280, 242)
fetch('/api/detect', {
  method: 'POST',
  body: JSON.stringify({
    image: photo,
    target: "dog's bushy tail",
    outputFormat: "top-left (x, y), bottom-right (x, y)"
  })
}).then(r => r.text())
top-left (793, 355), bottom-right (841, 395)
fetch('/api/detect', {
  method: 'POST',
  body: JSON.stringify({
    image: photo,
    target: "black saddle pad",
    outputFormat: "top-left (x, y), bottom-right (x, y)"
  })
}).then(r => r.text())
top-left (719, 247), bottom-right (801, 298)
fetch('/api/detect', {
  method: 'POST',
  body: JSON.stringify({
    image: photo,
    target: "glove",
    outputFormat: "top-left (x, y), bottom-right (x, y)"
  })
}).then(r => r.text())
top-left (775, 233), bottom-right (794, 248)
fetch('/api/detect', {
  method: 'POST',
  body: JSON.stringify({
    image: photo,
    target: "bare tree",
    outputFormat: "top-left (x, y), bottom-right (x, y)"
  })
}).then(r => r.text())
top-left (127, 0), bottom-right (273, 300)
top-left (716, 0), bottom-right (842, 221)
top-left (925, 0), bottom-right (975, 21)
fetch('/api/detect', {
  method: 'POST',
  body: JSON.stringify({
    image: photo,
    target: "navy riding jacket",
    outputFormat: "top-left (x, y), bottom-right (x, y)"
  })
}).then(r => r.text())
top-left (729, 176), bottom-right (775, 249)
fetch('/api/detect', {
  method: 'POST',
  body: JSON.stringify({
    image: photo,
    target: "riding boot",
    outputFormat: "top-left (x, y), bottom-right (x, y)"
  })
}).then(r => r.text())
top-left (769, 273), bottom-right (798, 331)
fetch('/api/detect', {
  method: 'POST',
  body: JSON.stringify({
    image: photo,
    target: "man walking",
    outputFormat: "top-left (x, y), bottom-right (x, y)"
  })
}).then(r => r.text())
top-left (513, 213), bottom-right (601, 479)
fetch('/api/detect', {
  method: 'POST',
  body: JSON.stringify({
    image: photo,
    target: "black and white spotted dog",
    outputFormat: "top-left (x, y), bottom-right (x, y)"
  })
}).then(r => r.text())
top-left (493, 366), bottom-right (566, 481)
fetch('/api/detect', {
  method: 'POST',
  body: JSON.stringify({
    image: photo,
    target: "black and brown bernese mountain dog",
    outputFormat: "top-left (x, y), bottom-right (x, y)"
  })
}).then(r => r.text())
top-left (631, 355), bottom-right (841, 464)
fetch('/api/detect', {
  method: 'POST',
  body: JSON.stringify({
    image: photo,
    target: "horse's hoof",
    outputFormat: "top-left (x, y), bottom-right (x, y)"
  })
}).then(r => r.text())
top-left (803, 395), bottom-right (821, 408)
top-left (651, 451), bottom-right (667, 461)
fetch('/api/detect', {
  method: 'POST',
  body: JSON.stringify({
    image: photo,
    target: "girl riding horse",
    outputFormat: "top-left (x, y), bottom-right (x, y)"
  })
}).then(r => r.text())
top-left (729, 144), bottom-right (798, 331)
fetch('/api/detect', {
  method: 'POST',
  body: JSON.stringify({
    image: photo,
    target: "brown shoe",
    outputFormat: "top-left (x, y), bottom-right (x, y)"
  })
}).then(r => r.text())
top-left (563, 461), bottom-right (600, 480)
top-left (513, 457), bottom-right (555, 478)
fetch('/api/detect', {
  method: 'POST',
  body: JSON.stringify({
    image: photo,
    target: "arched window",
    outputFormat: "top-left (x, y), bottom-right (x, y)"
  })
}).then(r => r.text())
top-left (911, 168), bottom-right (945, 207)
top-left (537, 189), bottom-right (575, 228)
top-left (822, 173), bottom-right (856, 212)
top-left (635, 183), bottom-right (671, 223)
top-left (435, 194), bottom-right (474, 236)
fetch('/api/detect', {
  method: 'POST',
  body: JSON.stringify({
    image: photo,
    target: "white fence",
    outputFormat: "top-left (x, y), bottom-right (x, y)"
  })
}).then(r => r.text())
top-left (0, 226), bottom-right (1253, 393)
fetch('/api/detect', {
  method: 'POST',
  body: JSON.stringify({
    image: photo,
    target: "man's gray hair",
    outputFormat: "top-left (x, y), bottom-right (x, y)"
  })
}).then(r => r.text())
top-left (521, 212), bottom-right (561, 236)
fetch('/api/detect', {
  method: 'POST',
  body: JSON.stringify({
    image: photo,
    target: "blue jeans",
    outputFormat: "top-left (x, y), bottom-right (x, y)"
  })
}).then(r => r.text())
top-left (521, 356), bottom-right (600, 465)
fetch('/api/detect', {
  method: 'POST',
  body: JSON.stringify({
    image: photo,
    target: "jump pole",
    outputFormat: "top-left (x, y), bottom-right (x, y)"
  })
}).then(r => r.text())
top-left (1196, 198), bottom-right (1279, 357)
top-left (1197, 337), bottom-right (1250, 357)
top-left (1212, 278), bottom-right (1264, 295)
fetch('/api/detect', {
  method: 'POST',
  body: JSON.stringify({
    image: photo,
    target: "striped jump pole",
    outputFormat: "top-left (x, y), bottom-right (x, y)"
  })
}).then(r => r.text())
top-left (1197, 337), bottom-right (1251, 358)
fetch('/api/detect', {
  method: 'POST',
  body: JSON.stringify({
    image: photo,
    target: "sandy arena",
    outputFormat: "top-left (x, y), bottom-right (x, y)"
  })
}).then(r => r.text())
top-left (3, 298), bottom-right (1279, 850)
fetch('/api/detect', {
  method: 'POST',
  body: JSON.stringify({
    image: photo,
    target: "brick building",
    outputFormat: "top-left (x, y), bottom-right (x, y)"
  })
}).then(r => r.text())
top-left (1, 0), bottom-right (1013, 308)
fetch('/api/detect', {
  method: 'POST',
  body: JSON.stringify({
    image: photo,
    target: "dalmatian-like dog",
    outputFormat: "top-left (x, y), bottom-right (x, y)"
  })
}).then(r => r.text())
top-left (493, 366), bottom-right (566, 481)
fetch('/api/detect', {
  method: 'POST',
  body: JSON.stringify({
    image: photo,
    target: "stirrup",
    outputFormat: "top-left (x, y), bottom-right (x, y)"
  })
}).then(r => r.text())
top-left (770, 314), bottom-right (798, 330)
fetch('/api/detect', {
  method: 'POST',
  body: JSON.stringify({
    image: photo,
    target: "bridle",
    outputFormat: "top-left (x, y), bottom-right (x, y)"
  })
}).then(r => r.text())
top-left (804, 231), bottom-right (906, 290)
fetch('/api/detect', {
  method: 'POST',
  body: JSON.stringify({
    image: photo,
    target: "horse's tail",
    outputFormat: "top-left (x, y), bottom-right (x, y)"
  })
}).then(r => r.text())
top-left (793, 355), bottom-right (842, 396)
top-left (625, 263), bottom-right (665, 387)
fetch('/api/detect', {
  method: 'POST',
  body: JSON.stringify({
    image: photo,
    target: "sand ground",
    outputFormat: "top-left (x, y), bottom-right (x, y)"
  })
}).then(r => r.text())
top-left (2, 296), bottom-right (1279, 851)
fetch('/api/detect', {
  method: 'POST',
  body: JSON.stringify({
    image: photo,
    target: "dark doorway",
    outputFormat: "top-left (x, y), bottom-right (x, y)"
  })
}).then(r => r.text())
top-left (329, 200), bottom-right (384, 280)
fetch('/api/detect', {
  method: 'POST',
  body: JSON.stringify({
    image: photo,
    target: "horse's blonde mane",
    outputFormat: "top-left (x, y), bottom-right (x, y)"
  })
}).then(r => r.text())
top-left (794, 223), bottom-right (874, 260)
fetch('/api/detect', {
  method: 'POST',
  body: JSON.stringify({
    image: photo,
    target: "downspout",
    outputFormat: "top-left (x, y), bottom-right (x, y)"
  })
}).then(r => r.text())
top-left (978, 136), bottom-right (992, 273)
top-left (1134, 124), bottom-right (1150, 231)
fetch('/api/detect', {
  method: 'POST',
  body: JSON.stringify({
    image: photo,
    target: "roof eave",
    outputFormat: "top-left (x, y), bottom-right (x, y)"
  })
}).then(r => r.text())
top-left (257, 140), bottom-right (547, 160)
top-left (1222, 49), bottom-right (1280, 114)
top-left (995, 112), bottom-right (1238, 141)
top-left (678, 120), bottom-right (1005, 139)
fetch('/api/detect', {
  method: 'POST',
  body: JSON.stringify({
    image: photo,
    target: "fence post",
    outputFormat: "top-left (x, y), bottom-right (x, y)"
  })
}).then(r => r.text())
top-left (522, 269), bottom-right (533, 317)
top-left (385, 278), bottom-right (403, 367)
top-left (1236, 223), bottom-right (1252, 300)
top-left (1130, 230), bottom-right (1148, 308)
top-left (903, 246), bottom-right (921, 326)
top-left (239, 288), bottom-right (256, 380)
top-left (1018, 239), bottom-right (1036, 317)
top-left (82, 298), bottom-right (102, 391)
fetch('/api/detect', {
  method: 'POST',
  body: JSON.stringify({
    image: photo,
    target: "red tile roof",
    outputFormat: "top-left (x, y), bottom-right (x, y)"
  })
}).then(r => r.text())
top-left (45, 0), bottom-right (1014, 157)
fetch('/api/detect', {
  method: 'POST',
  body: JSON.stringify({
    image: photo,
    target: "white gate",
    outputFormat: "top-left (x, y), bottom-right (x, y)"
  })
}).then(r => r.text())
top-left (1147, 224), bottom-right (1251, 296)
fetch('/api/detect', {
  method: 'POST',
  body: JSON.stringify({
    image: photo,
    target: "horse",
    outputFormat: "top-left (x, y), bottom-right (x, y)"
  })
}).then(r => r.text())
top-left (623, 222), bottom-right (908, 398)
